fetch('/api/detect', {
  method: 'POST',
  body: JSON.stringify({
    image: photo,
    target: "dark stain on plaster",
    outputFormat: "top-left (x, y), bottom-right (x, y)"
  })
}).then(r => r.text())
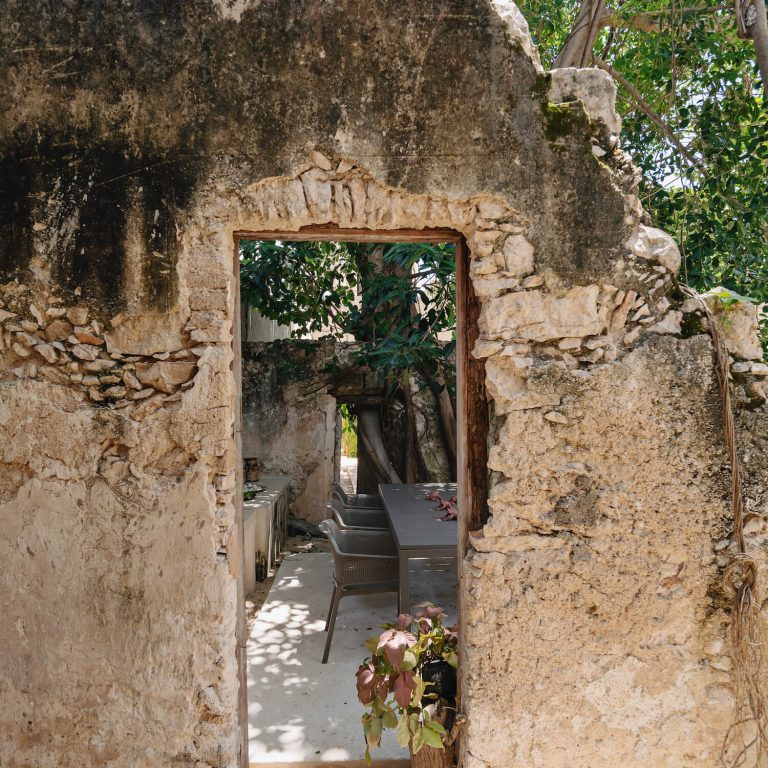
top-left (0, 136), bottom-right (195, 314)
top-left (0, 152), bottom-right (36, 279)
top-left (1, 0), bottom-right (632, 307)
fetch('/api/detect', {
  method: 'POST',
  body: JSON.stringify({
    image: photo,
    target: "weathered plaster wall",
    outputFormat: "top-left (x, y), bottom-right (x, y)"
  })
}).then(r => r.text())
top-left (241, 340), bottom-right (339, 523)
top-left (0, 2), bottom-right (765, 767)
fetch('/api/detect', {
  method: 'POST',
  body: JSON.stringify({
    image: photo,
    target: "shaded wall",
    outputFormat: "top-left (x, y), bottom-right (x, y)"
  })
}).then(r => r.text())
top-left (241, 340), bottom-right (339, 523)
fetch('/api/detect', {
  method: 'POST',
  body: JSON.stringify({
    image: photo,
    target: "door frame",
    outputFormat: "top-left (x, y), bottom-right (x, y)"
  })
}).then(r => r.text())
top-left (232, 225), bottom-right (489, 765)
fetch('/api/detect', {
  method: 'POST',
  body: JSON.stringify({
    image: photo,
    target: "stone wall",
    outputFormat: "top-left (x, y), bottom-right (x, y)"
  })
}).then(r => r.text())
top-left (241, 340), bottom-right (339, 523)
top-left (0, 2), bottom-right (766, 767)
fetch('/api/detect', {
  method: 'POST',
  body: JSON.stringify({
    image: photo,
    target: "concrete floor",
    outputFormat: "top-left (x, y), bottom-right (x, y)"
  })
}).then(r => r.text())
top-left (339, 455), bottom-right (357, 497)
top-left (246, 552), bottom-right (457, 765)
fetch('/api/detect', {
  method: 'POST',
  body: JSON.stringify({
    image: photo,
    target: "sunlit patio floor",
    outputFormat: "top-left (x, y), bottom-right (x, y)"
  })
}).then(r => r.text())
top-left (247, 551), bottom-right (457, 766)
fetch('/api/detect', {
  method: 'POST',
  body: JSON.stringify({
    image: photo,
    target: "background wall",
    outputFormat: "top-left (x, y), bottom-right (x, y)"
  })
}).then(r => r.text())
top-left (241, 340), bottom-right (339, 523)
top-left (0, 2), bottom-right (766, 767)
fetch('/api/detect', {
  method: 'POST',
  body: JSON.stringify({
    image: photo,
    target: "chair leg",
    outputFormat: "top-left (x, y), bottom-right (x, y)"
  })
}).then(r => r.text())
top-left (324, 583), bottom-right (337, 631)
top-left (322, 589), bottom-right (342, 664)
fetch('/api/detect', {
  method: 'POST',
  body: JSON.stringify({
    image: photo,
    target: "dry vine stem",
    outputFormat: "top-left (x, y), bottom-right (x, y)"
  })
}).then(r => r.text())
top-left (681, 286), bottom-right (768, 767)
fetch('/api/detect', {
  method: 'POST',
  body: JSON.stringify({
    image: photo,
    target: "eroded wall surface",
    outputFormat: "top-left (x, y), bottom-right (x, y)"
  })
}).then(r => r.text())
top-left (241, 340), bottom-right (339, 523)
top-left (1, 1), bottom-right (766, 766)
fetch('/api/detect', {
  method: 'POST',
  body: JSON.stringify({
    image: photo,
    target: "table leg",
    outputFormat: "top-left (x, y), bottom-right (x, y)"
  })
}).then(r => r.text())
top-left (398, 552), bottom-right (410, 615)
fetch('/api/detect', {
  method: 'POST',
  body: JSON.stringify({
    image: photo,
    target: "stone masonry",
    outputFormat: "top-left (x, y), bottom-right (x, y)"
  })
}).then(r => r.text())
top-left (0, 2), bottom-right (766, 767)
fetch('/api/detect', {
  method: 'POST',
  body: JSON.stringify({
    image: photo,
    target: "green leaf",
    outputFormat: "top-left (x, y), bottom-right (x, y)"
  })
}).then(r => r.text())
top-left (411, 726), bottom-right (425, 754)
top-left (364, 636), bottom-right (380, 655)
top-left (395, 714), bottom-right (411, 748)
top-left (425, 719), bottom-right (447, 737)
top-left (363, 714), bottom-right (383, 748)
top-left (382, 707), bottom-right (398, 730)
top-left (401, 649), bottom-right (419, 671)
top-left (422, 725), bottom-right (445, 749)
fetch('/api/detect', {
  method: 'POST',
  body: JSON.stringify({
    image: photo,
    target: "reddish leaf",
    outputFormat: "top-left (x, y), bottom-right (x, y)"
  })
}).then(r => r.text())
top-left (377, 628), bottom-right (417, 669)
top-left (393, 670), bottom-right (416, 708)
top-left (415, 604), bottom-right (445, 619)
top-left (356, 663), bottom-right (377, 704)
top-left (395, 613), bottom-right (412, 631)
top-left (375, 673), bottom-right (392, 701)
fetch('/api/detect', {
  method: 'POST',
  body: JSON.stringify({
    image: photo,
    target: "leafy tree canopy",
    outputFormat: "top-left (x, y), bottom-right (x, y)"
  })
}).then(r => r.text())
top-left (239, 240), bottom-right (456, 381)
top-left (522, 0), bottom-right (767, 307)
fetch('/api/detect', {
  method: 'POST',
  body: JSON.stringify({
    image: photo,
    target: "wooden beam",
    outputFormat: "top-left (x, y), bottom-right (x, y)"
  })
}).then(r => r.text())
top-left (456, 239), bottom-right (489, 550)
top-left (250, 761), bottom-right (410, 768)
top-left (331, 394), bottom-right (386, 406)
top-left (235, 225), bottom-right (461, 244)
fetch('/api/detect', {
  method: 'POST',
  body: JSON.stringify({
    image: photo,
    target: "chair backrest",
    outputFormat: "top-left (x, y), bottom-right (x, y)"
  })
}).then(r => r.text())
top-left (330, 483), bottom-right (349, 505)
top-left (319, 518), bottom-right (397, 558)
top-left (328, 498), bottom-right (389, 530)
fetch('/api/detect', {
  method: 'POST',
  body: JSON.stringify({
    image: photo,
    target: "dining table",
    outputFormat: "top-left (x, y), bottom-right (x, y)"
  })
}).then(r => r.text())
top-left (377, 482), bottom-right (458, 614)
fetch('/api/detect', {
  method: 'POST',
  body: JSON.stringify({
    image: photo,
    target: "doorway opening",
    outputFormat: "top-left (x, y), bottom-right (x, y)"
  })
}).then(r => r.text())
top-left (235, 227), bottom-right (487, 766)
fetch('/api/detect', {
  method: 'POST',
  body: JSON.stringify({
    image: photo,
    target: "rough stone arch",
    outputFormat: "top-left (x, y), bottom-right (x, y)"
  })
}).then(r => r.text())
top-left (1, 2), bottom-right (767, 767)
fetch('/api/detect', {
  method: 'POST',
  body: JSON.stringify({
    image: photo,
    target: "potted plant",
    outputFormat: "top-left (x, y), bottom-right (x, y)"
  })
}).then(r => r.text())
top-left (355, 605), bottom-right (464, 767)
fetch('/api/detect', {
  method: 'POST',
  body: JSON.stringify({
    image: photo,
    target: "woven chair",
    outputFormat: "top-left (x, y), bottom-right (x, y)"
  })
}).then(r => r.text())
top-left (318, 519), bottom-right (399, 663)
top-left (328, 498), bottom-right (390, 531)
top-left (330, 483), bottom-right (383, 510)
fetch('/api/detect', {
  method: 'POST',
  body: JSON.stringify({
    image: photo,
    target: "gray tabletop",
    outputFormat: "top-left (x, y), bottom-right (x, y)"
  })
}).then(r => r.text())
top-left (378, 483), bottom-right (458, 551)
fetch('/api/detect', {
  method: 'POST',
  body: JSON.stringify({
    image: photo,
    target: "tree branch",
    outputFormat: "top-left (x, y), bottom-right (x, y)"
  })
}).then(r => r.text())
top-left (740, 0), bottom-right (768, 96)
top-left (592, 57), bottom-right (703, 169)
top-left (599, 5), bottom-right (730, 33)
top-left (555, 0), bottom-right (607, 68)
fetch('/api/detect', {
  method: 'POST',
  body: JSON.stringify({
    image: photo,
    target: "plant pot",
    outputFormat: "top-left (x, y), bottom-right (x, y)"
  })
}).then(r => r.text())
top-left (421, 659), bottom-right (457, 700)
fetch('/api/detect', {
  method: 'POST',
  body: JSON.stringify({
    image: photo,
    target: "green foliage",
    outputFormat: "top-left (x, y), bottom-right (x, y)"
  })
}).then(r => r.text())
top-left (240, 240), bottom-right (359, 335)
top-left (239, 239), bottom-right (456, 384)
top-left (340, 403), bottom-right (358, 458)
top-left (522, 1), bottom-right (768, 306)
top-left (355, 606), bottom-right (458, 763)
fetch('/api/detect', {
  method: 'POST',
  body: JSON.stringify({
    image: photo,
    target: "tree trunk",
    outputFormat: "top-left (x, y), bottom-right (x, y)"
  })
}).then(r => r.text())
top-left (745, 0), bottom-right (768, 97)
top-left (434, 378), bottom-right (457, 476)
top-left (401, 378), bottom-right (418, 484)
top-left (358, 405), bottom-right (401, 484)
top-left (410, 743), bottom-right (455, 768)
top-left (409, 699), bottom-right (463, 768)
top-left (554, 0), bottom-right (607, 68)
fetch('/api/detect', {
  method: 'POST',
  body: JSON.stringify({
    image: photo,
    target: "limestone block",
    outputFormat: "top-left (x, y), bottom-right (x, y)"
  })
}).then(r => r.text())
top-left (135, 360), bottom-right (197, 394)
top-left (104, 309), bottom-right (190, 355)
top-left (189, 288), bottom-right (228, 312)
top-left (301, 168), bottom-right (332, 219)
top-left (502, 234), bottom-right (535, 275)
top-left (703, 289), bottom-right (764, 360)
top-left (70, 344), bottom-right (100, 361)
top-left (471, 276), bottom-right (520, 298)
top-left (490, 0), bottom-right (543, 70)
top-left (283, 178), bottom-right (309, 220)
top-left (548, 67), bottom-right (621, 134)
top-left (44, 318), bottom-right (73, 342)
top-left (647, 310), bottom-right (682, 335)
top-left (65, 306), bottom-right (88, 325)
top-left (479, 285), bottom-right (603, 341)
top-left (485, 356), bottom-right (561, 414)
top-left (472, 340), bottom-right (503, 359)
top-left (625, 225), bottom-right (681, 274)
top-left (34, 342), bottom-right (58, 363)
